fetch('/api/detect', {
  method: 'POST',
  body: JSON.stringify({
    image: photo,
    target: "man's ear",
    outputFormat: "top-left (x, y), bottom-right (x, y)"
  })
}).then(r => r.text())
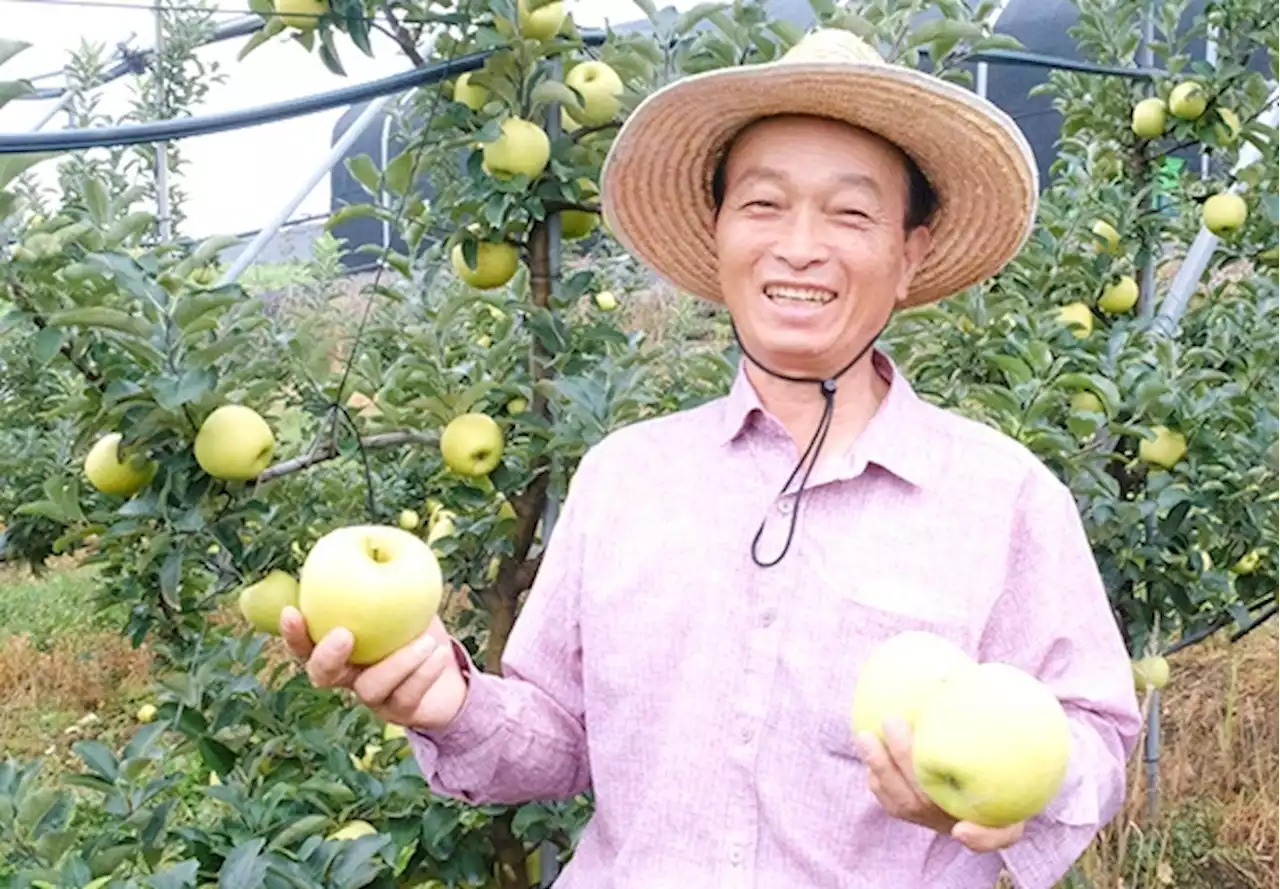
top-left (896, 225), bottom-right (935, 305)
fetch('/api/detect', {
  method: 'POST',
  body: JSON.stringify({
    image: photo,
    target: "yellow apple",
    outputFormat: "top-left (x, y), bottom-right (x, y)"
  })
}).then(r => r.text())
top-left (84, 432), bottom-right (156, 497)
top-left (1202, 192), bottom-right (1247, 235)
top-left (850, 631), bottom-right (976, 743)
top-left (136, 703), bottom-right (157, 723)
top-left (427, 509), bottom-right (456, 544)
top-left (560, 106), bottom-right (580, 133)
top-left (327, 820), bottom-right (377, 842)
top-left (398, 509), bottom-right (420, 531)
top-left (1091, 219), bottom-right (1122, 254)
top-left (1212, 107), bottom-right (1240, 143)
top-left (1231, 547), bottom-right (1264, 575)
top-left (482, 117), bottom-right (551, 180)
top-left (1168, 81), bottom-right (1207, 120)
top-left (1058, 302), bottom-right (1093, 338)
top-left (912, 661), bottom-right (1071, 828)
top-left (194, 405), bottom-right (276, 481)
top-left (1131, 655), bottom-right (1170, 691)
top-left (518, 0), bottom-right (565, 40)
top-left (476, 334), bottom-right (492, 349)
top-left (238, 570), bottom-right (300, 635)
top-left (275, 0), bottom-right (327, 29)
top-left (1138, 425), bottom-right (1187, 470)
top-left (298, 525), bottom-right (444, 666)
top-left (594, 290), bottom-right (618, 311)
top-left (440, 413), bottom-right (504, 477)
top-left (452, 72), bottom-right (488, 111)
top-left (1131, 97), bottom-right (1166, 139)
top-left (1070, 391), bottom-right (1104, 414)
top-left (383, 722), bottom-right (407, 741)
top-left (208, 771), bottom-right (221, 786)
top-left (506, 397), bottom-right (528, 415)
top-left (451, 240), bottom-right (519, 290)
top-left (564, 60), bottom-right (624, 126)
top-left (498, 497), bottom-right (517, 521)
top-left (1098, 275), bottom-right (1138, 314)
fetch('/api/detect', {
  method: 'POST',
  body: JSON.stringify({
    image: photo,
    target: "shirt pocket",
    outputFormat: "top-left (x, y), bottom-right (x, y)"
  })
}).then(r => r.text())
top-left (813, 593), bottom-right (973, 761)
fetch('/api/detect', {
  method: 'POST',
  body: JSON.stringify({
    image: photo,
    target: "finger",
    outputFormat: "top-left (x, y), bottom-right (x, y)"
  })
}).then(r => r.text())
top-left (352, 633), bottom-right (437, 707)
top-left (388, 642), bottom-right (453, 714)
top-left (856, 732), bottom-right (918, 813)
top-left (881, 717), bottom-right (917, 782)
top-left (279, 607), bottom-right (314, 660)
top-left (953, 821), bottom-right (1025, 854)
top-left (307, 627), bottom-right (359, 688)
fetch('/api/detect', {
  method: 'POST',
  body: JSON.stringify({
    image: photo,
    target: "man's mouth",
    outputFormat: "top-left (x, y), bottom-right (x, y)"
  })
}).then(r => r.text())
top-left (763, 284), bottom-right (837, 305)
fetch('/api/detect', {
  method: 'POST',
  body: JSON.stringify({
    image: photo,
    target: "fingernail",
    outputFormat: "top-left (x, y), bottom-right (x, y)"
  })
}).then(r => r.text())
top-left (414, 635), bottom-right (436, 657)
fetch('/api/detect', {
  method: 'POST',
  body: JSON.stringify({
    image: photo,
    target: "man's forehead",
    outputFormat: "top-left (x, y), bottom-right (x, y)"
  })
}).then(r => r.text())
top-left (731, 164), bottom-right (885, 195)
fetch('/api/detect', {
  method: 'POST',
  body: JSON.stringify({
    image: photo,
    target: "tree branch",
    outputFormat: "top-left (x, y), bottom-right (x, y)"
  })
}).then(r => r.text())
top-left (7, 275), bottom-right (105, 389)
top-left (256, 430), bottom-right (436, 483)
top-left (546, 200), bottom-right (600, 215)
top-left (380, 2), bottom-right (425, 67)
top-left (570, 121), bottom-right (619, 142)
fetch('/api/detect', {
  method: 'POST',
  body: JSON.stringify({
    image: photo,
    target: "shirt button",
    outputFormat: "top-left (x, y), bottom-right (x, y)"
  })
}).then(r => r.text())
top-left (761, 609), bottom-right (776, 627)
top-left (729, 847), bottom-right (744, 865)
top-left (740, 726), bottom-right (753, 744)
top-left (777, 498), bottom-right (792, 514)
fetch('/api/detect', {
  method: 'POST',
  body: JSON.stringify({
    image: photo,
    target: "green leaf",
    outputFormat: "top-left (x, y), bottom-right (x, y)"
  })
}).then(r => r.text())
top-left (987, 354), bottom-right (1032, 385)
top-left (327, 203), bottom-right (382, 229)
top-left (45, 306), bottom-right (153, 339)
top-left (32, 326), bottom-right (65, 365)
top-left (160, 546), bottom-right (184, 604)
top-left (198, 736), bottom-right (237, 777)
top-left (218, 839), bottom-right (267, 889)
top-left (383, 148), bottom-right (418, 197)
top-left (346, 154), bottom-right (381, 196)
top-left (72, 741), bottom-right (119, 782)
top-left (330, 835), bottom-right (391, 889)
top-left (0, 38), bottom-right (32, 69)
top-left (153, 367), bottom-right (216, 411)
top-left (82, 177), bottom-right (111, 225)
top-left (150, 860), bottom-right (200, 889)
top-left (16, 788), bottom-right (58, 835)
top-left (0, 152), bottom-right (57, 189)
top-left (531, 79), bottom-right (584, 115)
top-left (269, 814), bottom-right (331, 850)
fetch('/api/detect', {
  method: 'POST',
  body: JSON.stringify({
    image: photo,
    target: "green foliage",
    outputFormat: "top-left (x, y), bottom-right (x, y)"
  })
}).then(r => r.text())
top-left (0, 0), bottom-right (1276, 887)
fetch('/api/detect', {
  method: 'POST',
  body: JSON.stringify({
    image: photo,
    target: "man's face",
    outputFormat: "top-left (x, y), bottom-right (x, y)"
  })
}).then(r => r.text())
top-left (713, 115), bottom-right (934, 378)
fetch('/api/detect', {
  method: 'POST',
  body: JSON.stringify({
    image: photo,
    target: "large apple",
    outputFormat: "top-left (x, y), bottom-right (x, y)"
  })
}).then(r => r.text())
top-left (912, 661), bottom-right (1071, 828)
top-left (482, 117), bottom-right (551, 180)
top-left (1168, 81), bottom-right (1206, 120)
top-left (565, 60), bottom-right (624, 126)
top-left (238, 569), bottom-right (300, 635)
top-left (194, 404), bottom-right (276, 481)
top-left (517, 0), bottom-right (565, 40)
top-left (1070, 391), bottom-right (1104, 414)
top-left (440, 412), bottom-right (504, 477)
top-left (850, 631), bottom-right (975, 743)
top-left (1058, 302), bottom-right (1093, 338)
top-left (452, 72), bottom-right (488, 111)
top-left (1098, 275), bottom-right (1138, 314)
top-left (298, 525), bottom-right (443, 665)
top-left (1202, 192), bottom-right (1247, 235)
top-left (561, 178), bottom-right (599, 240)
top-left (275, 0), bottom-right (327, 29)
top-left (84, 432), bottom-right (156, 497)
top-left (451, 240), bottom-right (519, 290)
top-left (1138, 425), bottom-right (1187, 470)
top-left (1131, 97), bottom-right (1166, 138)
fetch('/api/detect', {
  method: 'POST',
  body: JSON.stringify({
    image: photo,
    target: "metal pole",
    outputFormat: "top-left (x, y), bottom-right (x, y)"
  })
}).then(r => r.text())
top-left (217, 94), bottom-right (394, 284)
top-left (154, 0), bottom-right (172, 242)
top-left (1144, 688), bottom-right (1161, 822)
top-left (1154, 89), bottom-right (1280, 336)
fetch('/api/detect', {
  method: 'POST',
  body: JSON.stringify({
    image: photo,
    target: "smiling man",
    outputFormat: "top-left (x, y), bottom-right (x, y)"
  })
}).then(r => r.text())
top-left (282, 27), bottom-right (1143, 889)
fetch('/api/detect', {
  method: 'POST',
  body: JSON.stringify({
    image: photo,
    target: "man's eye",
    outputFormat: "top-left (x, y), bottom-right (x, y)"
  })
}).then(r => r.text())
top-left (746, 199), bottom-right (778, 209)
top-left (839, 208), bottom-right (869, 218)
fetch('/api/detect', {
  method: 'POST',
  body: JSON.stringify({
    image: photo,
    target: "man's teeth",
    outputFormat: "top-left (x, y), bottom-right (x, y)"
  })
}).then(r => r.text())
top-left (765, 285), bottom-right (835, 304)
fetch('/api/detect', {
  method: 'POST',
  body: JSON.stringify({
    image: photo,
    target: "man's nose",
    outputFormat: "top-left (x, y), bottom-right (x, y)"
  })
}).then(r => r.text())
top-left (772, 210), bottom-right (830, 269)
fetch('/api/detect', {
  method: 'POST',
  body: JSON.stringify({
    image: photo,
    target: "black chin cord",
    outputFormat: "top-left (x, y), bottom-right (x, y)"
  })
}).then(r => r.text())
top-left (733, 323), bottom-right (887, 568)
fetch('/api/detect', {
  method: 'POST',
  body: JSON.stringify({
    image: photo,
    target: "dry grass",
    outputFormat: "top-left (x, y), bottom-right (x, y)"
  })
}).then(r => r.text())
top-left (1069, 622), bottom-right (1279, 888)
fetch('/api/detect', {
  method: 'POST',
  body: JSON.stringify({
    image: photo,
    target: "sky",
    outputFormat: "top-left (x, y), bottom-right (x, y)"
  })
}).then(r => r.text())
top-left (1, 0), bottom-right (690, 239)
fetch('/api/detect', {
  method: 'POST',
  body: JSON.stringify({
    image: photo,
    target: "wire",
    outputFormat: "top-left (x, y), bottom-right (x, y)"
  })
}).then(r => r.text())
top-left (0, 0), bottom-right (443, 23)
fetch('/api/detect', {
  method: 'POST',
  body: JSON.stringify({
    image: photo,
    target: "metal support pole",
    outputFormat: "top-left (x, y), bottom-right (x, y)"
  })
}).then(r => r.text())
top-left (217, 94), bottom-right (394, 285)
top-left (1144, 688), bottom-right (1161, 822)
top-left (1154, 89), bottom-right (1280, 336)
top-left (154, 0), bottom-right (172, 242)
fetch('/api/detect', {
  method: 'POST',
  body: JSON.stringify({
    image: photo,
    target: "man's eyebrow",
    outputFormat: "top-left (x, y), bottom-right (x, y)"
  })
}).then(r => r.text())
top-left (731, 166), bottom-right (883, 198)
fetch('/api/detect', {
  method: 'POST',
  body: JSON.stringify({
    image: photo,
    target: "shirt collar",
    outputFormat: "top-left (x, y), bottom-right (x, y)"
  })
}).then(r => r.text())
top-left (718, 348), bottom-right (934, 488)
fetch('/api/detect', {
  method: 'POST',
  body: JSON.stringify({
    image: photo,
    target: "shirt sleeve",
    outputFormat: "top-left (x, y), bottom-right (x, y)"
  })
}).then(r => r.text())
top-left (405, 447), bottom-right (602, 806)
top-left (981, 467), bottom-right (1144, 889)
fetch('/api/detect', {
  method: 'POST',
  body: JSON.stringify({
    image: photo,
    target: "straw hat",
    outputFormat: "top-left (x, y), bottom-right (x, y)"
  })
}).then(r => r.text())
top-left (599, 27), bottom-right (1039, 309)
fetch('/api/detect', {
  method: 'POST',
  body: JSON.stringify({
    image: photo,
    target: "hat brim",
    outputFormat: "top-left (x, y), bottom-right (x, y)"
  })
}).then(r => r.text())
top-left (600, 60), bottom-right (1039, 309)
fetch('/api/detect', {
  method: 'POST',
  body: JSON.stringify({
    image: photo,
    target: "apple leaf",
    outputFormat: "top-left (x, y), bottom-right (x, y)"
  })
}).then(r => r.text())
top-left (72, 741), bottom-right (120, 783)
top-left (346, 155), bottom-right (382, 197)
top-left (150, 859), bottom-right (200, 889)
top-left (218, 838), bottom-right (268, 889)
top-left (45, 307), bottom-right (154, 340)
top-left (530, 80), bottom-right (584, 116)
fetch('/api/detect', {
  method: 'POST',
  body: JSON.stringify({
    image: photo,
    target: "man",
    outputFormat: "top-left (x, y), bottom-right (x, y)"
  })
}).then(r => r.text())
top-left (282, 28), bottom-right (1143, 889)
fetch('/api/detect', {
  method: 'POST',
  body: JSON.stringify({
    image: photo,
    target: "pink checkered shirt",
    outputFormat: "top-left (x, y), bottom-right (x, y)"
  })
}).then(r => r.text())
top-left (409, 350), bottom-right (1143, 888)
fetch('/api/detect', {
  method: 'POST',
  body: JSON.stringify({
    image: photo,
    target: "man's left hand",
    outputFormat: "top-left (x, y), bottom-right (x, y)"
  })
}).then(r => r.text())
top-left (854, 717), bottom-right (1026, 855)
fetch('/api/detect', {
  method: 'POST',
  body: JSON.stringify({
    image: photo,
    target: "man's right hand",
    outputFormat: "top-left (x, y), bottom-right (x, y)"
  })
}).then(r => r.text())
top-left (280, 608), bottom-right (470, 732)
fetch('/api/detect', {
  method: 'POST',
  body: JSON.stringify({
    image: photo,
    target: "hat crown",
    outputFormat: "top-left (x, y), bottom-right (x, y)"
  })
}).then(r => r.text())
top-left (781, 28), bottom-right (887, 66)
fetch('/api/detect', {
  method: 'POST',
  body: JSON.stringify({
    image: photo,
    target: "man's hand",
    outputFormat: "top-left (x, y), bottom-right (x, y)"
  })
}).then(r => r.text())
top-left (855, 717), bottom-right (1026, 855)
top-left (280, 609), bottom-right (470, 732)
